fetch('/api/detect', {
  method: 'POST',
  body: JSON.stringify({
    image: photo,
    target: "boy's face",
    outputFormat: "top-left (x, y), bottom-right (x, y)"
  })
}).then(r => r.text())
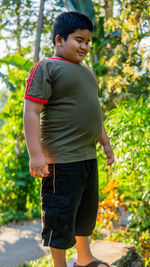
top-left (55, 29), bottom-right (91, 63)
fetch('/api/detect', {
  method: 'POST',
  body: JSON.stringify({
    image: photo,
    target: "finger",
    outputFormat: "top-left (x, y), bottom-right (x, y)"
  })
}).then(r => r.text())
top-left (30, 168), bottom-right (34, 176)
top-left (36, 170), bottom-right (43, 178)
top-left (41, 171), bottom-right (47, 177)
top-left (30, 169), bottom-right (37, 177)
top-left (106, 158), bottom-right (114, 165)
top-left (45, 164), bottom-right (49, 175)
top-left (33, 167), bottom-right (43, 178)
top-left (41, 165), bottom-right (49, 177)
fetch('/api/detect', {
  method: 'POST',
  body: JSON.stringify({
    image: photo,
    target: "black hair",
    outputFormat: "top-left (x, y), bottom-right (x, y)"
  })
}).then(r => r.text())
top-left (52, 11), bottom-right (93, 45)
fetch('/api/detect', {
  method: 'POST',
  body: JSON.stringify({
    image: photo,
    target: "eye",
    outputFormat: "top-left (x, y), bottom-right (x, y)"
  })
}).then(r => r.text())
top-left (76, 39), bottom-right (82, 43)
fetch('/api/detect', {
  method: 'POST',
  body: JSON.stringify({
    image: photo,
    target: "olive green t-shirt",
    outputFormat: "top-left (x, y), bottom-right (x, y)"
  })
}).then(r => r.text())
top-left (25, 57), bottom-right (103, 163)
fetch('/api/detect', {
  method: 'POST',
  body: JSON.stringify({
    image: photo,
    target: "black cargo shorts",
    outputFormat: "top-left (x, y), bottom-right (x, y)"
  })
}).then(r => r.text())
top-left (41, 159), bottom-right (99, 249)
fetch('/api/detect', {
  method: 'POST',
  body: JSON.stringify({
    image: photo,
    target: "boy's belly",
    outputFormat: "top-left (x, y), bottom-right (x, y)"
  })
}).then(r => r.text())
top-left (40, 98), bottom-right (102, 162)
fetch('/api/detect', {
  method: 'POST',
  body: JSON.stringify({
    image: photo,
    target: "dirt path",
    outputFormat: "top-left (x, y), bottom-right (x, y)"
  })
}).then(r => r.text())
top-left (0, 219), bottom-right (49, 267)
top-left (0, 210), bottom-right (130, 267)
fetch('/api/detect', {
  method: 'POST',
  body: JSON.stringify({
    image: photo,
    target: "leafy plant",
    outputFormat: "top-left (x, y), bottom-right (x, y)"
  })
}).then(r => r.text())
top-left (96, 96), bottom-right (150, 261)
top-left (0, 87), bottom-right (41, 224)
top-left (0, 55), bottom-right (41, 224)
top-left (65, 0), bottom-right (95, 22)
top-left (104, 97), bottom-right (150, 231)
top-left (0, 54), bottom-right (34, 72)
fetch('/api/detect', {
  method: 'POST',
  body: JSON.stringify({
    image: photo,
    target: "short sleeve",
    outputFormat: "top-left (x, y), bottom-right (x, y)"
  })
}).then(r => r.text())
top-left (25, 59), bottom-right (54, 103)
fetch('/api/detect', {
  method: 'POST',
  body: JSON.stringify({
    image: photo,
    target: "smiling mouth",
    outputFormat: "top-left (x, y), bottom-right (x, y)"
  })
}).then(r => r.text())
top-left (78, 51), bottom-right (86, 56)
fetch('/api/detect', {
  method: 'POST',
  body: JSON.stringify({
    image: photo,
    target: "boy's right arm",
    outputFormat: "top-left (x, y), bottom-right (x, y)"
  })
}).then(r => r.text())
top-left (23, 100), bottom-right (49, 178)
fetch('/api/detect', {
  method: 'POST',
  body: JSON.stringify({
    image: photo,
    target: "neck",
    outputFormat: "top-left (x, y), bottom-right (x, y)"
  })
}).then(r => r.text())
top-left (53, 52), bottom-right (64, 59)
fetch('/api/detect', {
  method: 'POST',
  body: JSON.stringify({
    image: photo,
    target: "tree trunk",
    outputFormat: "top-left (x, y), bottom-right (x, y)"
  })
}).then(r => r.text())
top-left (16, 0), bottom-right (21, 53)
top-left (104, 0), bottom-right (113, 20)
top-left (64, 0), bottom-right (71, 10)
top-left (33, 0), bottom-right (45, 63)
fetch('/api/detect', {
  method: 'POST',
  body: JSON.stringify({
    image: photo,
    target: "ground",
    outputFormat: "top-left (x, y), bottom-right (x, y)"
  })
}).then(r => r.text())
top-left (0, 219), bottom-right (49, 267)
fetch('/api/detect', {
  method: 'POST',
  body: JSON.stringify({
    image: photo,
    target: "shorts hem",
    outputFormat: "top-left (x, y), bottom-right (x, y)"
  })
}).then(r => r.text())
top-left (42, 239), bottom-right (76, 250)
top-left (75, 231), bottom-right (93, 237)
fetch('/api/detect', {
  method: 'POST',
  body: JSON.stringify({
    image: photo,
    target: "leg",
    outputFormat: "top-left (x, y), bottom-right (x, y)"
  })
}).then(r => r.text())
top-left (75, 236), bottom-right (109, 267)
top-left (41, 163), bottom-right (79, 266)
top-left (50, 247), bottom-right (67, 267)
top-left (75, 236), bottom-right (94, 265)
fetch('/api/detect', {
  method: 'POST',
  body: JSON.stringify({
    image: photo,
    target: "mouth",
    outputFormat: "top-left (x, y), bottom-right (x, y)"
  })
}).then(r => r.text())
top-left (78, 51), bottom-right (86, 57)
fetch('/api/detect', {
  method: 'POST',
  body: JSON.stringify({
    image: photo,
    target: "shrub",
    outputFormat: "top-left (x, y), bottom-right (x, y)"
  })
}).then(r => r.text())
top-left (0, 88), bottom-right (41, 224)
top-left (96, 97), bottom-right (150, 261)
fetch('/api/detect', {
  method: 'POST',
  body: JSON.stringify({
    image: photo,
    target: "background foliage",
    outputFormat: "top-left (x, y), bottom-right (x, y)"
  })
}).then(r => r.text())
top-left (96, 97), bottom-right (150, 261)
top-left (0, 59), bottom-right (41, 224)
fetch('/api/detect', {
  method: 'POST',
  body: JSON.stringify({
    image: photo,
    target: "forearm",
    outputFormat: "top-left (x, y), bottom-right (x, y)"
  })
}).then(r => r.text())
top-left (98, 122), bottom-right (114, 165)
top-left (24, 109), bottom-right (42, 157)
top-left (23, 100), bottom-right (49, 177)
top-left (99, 122), bottom-right (110, 146)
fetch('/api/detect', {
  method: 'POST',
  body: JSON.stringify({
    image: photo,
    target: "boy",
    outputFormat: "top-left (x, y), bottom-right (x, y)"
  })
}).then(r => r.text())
top-left (24, 12), bottom-right (114, 267)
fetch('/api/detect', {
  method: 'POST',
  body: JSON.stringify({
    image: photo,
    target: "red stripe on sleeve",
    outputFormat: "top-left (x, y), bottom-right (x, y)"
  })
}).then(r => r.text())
top-left (26, 59), bottom-right (45, 95)
top-left (25, 65), bottom-right (37, 95)
top-left (25, 95), bottom-right (48, 103)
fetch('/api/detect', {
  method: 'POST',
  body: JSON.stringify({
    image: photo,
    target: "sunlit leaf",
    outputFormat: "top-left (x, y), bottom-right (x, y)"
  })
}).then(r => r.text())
top-left (65, 0), bottom-right (95, 21)
top-left (0, 72), bottom-right (16, 91)
top-left (0, 54), bottom-right (34, 72)
top-left (56, 0), bottom-right (65, 7)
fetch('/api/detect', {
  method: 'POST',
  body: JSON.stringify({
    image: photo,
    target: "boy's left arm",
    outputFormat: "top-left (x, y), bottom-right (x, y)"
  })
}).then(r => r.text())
top-left (99, 122), bottom-right (115, 166)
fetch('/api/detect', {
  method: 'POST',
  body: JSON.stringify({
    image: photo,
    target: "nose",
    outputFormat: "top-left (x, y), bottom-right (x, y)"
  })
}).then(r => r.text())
top-left (81, 42), bottom-right (88, 50)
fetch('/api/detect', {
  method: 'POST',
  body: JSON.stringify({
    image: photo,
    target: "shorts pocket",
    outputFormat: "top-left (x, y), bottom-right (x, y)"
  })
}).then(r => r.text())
top-left (42, 194), bottom-right (72, 236)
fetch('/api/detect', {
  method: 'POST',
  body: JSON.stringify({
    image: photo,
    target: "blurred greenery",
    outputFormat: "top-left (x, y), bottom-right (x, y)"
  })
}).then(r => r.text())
top-left (0, 86), bottom-right (41, 224)
top-left (97, 97), bottom-right (150, 264)
top-left (98, 96), bottom-right (150, 226)
top-left (66, 0), bottom-right (95, 22)
top-left (0, 54), bottom-right (34, 71)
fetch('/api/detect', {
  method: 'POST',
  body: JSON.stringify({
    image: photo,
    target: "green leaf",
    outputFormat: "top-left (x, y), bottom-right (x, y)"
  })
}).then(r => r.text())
top-left (66, 0), bottom-right (95, 22)
top-left (0, 54), bottom-right (34, 72)
top-left (93, 63), bottom-right (109, 76)
top-left (56, 0), bottom-right (65, 7)
top-left (0, 72), bottom-right (16, 91)
top-left (15, 180), bottom-right (27, 187)
top-left (98, 17), bottom-right (104, 38)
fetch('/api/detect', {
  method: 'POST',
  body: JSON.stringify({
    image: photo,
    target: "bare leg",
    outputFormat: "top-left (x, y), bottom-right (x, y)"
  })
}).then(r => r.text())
top-left (75, 236), bottom-right (109, 267)
top-left (50, 247), bottom-right (67, 267)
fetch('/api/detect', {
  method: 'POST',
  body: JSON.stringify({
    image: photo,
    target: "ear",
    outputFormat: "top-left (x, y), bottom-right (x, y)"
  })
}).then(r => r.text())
top-left (55, 35), bottom-right (64, 47)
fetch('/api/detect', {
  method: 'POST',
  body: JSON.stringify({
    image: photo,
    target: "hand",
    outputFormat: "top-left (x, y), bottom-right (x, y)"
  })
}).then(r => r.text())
top-left (102, 143), bottom-right (115, 166)
top-left (30, 153), bottom-right (49, 178)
